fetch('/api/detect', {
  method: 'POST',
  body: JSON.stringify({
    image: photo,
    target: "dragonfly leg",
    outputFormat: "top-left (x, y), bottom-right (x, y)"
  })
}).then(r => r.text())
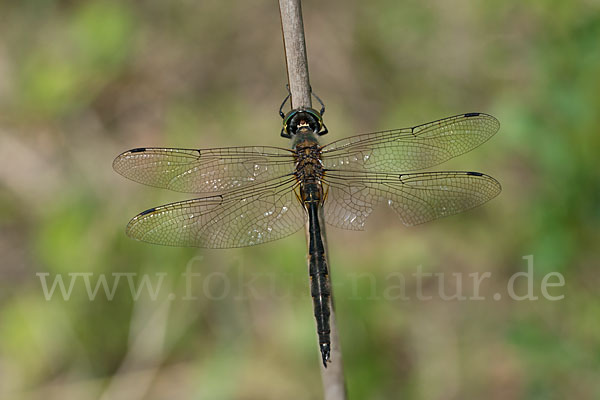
top-left (279, 84), bottom-right (291, 119)
top-left (310, 87), bottom-right (325, 116)
top-left (279, 84), bottom-right (326, 118)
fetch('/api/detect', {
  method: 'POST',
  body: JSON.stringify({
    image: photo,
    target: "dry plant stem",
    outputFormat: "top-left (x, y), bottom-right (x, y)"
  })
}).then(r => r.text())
top-left (279, 0), bottom-right (347, 399)
top-left (279, 0), bottom-right (311, 108)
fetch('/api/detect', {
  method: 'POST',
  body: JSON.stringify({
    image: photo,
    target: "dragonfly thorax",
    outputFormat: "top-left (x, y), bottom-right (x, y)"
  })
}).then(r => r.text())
top-left (294, 139), bottom-right (324, 185)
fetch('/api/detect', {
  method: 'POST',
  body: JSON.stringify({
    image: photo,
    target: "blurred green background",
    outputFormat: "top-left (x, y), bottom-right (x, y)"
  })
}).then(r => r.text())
top-left (1, 0), bottom-right (599, 399)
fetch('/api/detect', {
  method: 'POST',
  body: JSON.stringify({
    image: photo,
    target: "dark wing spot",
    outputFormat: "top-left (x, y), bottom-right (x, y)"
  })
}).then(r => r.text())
top-left (463, 112), bottom-right (481, 118)
top-left (217, 194), bottom-right (224, 204)
top-left (466, 171), bottom-right (484, 176)
top-left (130, 148), bottom-right (146, 153)
top-left (139, 207), bottom-right (156, 216)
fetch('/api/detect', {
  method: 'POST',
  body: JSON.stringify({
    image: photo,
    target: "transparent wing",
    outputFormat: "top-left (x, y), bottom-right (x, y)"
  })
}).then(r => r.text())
top-left (321, 113), bottom-right (499, 172)
top-left (126, 175), bottom-right (307, 248)
top-left (322, 170), bottom-right (501, 230)
top-left (113, 146), bottom-right (295, 194)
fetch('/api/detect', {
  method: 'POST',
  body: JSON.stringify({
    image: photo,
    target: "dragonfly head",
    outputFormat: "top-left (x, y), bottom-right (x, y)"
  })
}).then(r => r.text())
top-left (281, 108), bottom-right (328, 139)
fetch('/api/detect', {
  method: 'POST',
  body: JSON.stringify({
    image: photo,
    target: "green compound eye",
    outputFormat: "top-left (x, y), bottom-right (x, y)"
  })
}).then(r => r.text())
top-left (282, 108), bottom-right (324, 137)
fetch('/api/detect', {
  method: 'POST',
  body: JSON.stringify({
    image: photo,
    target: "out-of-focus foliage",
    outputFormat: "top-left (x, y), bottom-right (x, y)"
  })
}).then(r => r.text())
top-left (0, 0), bottom-right (599, 399)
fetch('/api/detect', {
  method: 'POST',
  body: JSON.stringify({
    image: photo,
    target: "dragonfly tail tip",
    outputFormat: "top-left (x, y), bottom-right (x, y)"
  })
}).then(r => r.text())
top-left (320, 343), bottom-right (331, 368)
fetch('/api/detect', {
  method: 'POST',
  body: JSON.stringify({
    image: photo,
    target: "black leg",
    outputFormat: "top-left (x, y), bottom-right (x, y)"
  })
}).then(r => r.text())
top-left (279, 84), bottom-right (291, 119)
top-left (310, 88), bottom-right (326, 116)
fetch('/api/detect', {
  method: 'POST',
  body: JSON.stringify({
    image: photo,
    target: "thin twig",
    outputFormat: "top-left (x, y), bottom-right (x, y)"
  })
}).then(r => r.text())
top-left (278, 1), bottom-right (348, 399)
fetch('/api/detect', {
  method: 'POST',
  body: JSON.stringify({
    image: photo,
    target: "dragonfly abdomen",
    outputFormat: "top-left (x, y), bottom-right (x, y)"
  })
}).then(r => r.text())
top-left (303, 183), bottom-right (332, 367)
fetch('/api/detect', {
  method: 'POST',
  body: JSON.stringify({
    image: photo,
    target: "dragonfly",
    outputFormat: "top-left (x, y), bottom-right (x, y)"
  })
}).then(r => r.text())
top-left (113, 99), bottom-right (501, 368)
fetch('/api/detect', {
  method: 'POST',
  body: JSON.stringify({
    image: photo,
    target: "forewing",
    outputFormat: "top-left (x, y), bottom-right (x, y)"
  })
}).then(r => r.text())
top-left (125, 175), bottom-right (306, 248)
top-left (113, 146), bottom-right (295, 194)
top-left (321, 113), bottom-right (499, 172)
top-left (323, 170), bottom-right (501, 230)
